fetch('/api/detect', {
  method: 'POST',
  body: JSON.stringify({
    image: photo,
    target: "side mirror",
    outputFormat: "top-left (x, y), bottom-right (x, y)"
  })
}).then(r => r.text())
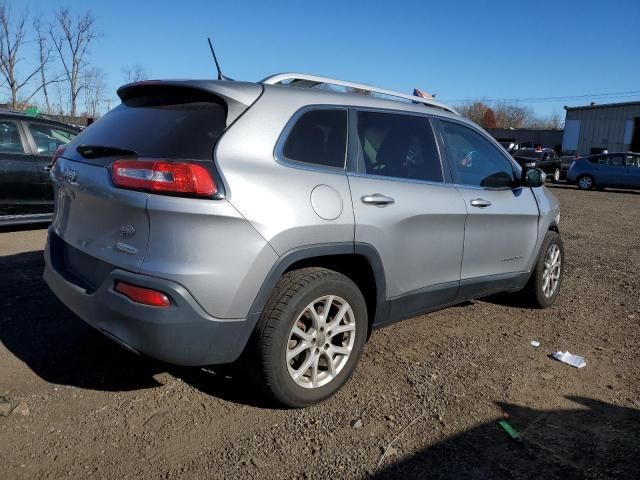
top-left (522, 167), bottom-right (546, 187)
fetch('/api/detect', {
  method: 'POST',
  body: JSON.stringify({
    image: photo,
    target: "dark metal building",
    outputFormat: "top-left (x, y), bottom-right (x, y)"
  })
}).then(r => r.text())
top-left (486, 128), bottom-right (564, 153)
top-left (562, 101), bottom-right (640, 155)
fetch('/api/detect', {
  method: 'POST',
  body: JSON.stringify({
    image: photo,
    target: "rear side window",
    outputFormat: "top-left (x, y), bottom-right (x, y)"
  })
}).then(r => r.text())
top-left (439, 120), bottom-right (516, 188)
top-left (355, 111), bottom-right (442, 182)
top-left (65, 87), bottom-right (227, 161)
top-left (0, 121), bottom-right (25, 153)
top-left (282, 109), bottom-right (347, 168)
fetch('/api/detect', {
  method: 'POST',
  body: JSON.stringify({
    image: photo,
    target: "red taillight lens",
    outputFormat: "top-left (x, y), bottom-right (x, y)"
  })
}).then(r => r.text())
top-left (114, 281), bottom-right (171, 307)
top-left (111, 159), bottom-right (216, 197)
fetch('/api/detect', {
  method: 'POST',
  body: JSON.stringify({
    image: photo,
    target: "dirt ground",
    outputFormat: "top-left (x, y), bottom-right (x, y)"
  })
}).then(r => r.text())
top-left (1, 184), bottom-right (638, 480)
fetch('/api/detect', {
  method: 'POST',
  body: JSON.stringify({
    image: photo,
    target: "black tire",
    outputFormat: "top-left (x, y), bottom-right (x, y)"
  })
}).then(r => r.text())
top-left (577, 174), bottom-right (594, 190)
top-left (250, 267), bottom-right (368, 408)
top-left (551, 167), bottom-right (561, 183)
top-left (521, 231), bottom-right (564, 308)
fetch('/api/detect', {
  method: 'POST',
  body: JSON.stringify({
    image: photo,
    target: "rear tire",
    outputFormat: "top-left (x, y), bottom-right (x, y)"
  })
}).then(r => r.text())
top-left (250, 267), bottom-right (367, 407)
top-left (521, 231), bottom-right (564, 308)
top-left (577, 175), bottom-right (594, 190)
top-left (552, 168), bottom-right (561, 183)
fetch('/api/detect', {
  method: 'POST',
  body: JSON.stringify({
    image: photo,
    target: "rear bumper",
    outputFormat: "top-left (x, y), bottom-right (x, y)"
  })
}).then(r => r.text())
top-left (566, 170), bottom-right (578, 183)
top-left (43, 232), bottom-right (255, 366)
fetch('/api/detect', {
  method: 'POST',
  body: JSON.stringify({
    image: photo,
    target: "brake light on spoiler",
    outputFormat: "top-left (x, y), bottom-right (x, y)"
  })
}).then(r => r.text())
top-left (111, 159), bottom-right (216, 197)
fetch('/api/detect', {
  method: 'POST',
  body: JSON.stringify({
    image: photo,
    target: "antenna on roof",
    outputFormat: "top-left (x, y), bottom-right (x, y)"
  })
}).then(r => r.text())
top-left (207, 37), bottom-right (233, 81)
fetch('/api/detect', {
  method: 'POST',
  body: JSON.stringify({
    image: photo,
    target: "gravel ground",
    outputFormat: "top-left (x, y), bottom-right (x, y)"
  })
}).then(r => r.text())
top-left (1, 185), bottom-right (638, 480)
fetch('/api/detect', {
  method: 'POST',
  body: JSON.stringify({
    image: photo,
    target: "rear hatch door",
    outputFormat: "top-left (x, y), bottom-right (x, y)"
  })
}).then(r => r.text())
top-left (50, 81), bottom-right (262, 278)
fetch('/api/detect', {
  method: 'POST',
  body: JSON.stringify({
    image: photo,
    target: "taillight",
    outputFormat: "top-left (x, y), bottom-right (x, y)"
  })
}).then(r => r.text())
top-left (111, 159), bottom-right (216, 197)
top-left (114, 281), bottom-right (171, 307)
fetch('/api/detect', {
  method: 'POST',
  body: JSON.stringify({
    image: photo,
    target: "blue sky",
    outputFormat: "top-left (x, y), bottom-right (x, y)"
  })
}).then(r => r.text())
top-left (16, 0), bottom-right (640, 117)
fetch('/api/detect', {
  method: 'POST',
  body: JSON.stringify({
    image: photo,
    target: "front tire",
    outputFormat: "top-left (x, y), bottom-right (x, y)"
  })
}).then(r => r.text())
top-left (521, 231), bottom-right (564, 308)
top-left (251, 267), bottom-right (368, 407)
top-left (552, 167), bottom-right (561, 183)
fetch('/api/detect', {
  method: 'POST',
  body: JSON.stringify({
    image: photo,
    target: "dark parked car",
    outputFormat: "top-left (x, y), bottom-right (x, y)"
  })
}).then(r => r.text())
top-left (0, 110), bottom-right (80, 225)
top-left (513, 147), bottom-right (562, 182)
top-left (567, 152), bottom-right (640, 190)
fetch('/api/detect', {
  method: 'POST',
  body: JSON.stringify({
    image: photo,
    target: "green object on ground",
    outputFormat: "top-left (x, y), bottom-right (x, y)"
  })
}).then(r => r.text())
top-left (498, 420), bottom-right (520, 440)
top-left (26, 106), bottom-right (39, 116)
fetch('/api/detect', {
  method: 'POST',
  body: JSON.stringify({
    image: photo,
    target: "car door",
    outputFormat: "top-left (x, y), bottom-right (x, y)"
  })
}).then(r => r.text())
top-left (24, 121), bottom-right (78, 202)
top-left (347, 110), bottom-right (467, 322)
top-left (599, 154), bottom-right (626, 187)
top-left (435, 119), bottom-right (539, 294)
top-left (623, 154), bottom-right (640, 188)
top-left (0, 119), bottom-right (42, 215)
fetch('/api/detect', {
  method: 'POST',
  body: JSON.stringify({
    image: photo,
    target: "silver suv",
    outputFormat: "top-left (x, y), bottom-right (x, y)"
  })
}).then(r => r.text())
top-left (44, 73), bottom-right (563, 407)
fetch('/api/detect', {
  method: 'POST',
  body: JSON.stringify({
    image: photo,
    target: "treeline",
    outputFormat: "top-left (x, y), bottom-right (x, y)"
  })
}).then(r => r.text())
top-left (0, 2), bottom-right (147, 118)
top-left (456, 102), bottom-right (563, 130)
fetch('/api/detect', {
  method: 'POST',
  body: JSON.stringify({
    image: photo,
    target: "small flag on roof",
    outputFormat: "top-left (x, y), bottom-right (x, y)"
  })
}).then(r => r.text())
top-left (413, 88), bottom-right (434, 99)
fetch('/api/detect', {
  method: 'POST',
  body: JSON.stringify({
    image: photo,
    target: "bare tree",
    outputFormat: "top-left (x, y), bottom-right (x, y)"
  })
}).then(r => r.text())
top-left (456, 102), bottom-right (489, 125)
top-left (82, 66), bottom-right (106, 118)
top-left (0, 3), bottom-right (42, 108)
top-left (50, 7), bottom-right (100, 117)
top-left (122, 63), bottom-right (147, 83)
top-left (493, 104), bottom-right (533, 129)
top-left (33, 16), bottom-right (60, 113)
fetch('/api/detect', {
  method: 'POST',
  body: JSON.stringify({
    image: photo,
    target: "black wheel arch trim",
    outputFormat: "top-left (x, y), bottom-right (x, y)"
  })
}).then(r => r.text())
top-left (247, 242), bottom-right (389, 326)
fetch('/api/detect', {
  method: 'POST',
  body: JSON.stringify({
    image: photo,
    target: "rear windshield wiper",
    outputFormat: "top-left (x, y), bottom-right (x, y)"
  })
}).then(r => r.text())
top-left (76, 145), bottom-right (137, 159)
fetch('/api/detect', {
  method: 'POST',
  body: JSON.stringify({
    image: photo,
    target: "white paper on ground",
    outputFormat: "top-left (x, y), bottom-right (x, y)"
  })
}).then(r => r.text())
top-left (531, 341), bottom-right (541, 347)
top-left (552, 351), bottom-right (586, 368)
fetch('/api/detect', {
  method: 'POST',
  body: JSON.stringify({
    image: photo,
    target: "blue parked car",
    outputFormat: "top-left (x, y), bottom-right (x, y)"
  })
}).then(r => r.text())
top-left (567, 152), bottom-right (640, 190)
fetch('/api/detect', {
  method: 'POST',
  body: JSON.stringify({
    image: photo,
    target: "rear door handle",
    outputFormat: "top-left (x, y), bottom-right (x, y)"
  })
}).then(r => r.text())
top-left (361, 194), bottom-right (395, 206)
top-left (470, 198), bottom-right (492, 208)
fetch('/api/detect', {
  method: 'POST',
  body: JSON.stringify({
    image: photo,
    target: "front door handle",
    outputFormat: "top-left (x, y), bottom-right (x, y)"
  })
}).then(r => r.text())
top-left (470, 198), bottom-right (492, 208)
top-left (361, 194), bottom-right (395, 206)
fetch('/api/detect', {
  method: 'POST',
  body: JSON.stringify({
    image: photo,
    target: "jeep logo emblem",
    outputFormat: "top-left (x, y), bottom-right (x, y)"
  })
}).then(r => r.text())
top-left (63, 167), bottom-right (78, 183)
top-left (119, 225), bottom-right (136, 239)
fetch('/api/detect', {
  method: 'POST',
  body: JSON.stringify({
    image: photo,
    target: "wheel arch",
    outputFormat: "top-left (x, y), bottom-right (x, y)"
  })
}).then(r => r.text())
top-left (247, 243), bottom-right (389, 330)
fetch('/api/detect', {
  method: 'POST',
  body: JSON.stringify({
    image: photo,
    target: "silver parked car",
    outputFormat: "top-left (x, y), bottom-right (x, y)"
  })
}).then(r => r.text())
top-left (43, 73), bottom-right (564, 407)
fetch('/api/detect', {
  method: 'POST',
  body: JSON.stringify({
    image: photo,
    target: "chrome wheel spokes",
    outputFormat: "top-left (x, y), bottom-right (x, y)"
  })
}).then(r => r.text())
top-left (286, 295), bottom-right (356, 389)
top-left (542, 243), bottom-right (561, 298)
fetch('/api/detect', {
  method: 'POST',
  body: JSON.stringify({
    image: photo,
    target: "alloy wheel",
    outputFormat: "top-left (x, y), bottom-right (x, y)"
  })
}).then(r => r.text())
top-left (578, 176), bottom-right (592, 189)
top-left (542, 243), bottom-right (562, 298)
top-left (286, 295), bottom-right (356, 389)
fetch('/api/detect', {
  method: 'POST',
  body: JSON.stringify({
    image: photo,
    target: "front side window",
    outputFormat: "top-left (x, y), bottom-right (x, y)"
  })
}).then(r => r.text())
top-left (355, 111), bottom-right (442, 182)
top-left (626, 155), bottom-right (640, 168)
top-left (0, 121), bottom-right (25, 154)
top-left (28, 124), bottom-right (77, 154)
top-left (282, 109), bottom-right (347, 168)
top-left (439, 120), bottom-right (516, 188)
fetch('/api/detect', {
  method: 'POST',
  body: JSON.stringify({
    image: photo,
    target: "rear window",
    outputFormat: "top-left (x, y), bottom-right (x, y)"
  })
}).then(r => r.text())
top-left (66, 88), bottom-right (227, 161)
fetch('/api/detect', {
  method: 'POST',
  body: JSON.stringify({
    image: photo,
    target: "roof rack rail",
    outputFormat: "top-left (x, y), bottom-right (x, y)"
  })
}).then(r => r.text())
top-left (261, 72), bottom-right (458, 115)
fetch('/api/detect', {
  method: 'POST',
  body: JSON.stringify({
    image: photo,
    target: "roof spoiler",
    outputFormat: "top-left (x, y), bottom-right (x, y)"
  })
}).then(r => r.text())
top-left (116, 80), bottom-right (263, 124)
